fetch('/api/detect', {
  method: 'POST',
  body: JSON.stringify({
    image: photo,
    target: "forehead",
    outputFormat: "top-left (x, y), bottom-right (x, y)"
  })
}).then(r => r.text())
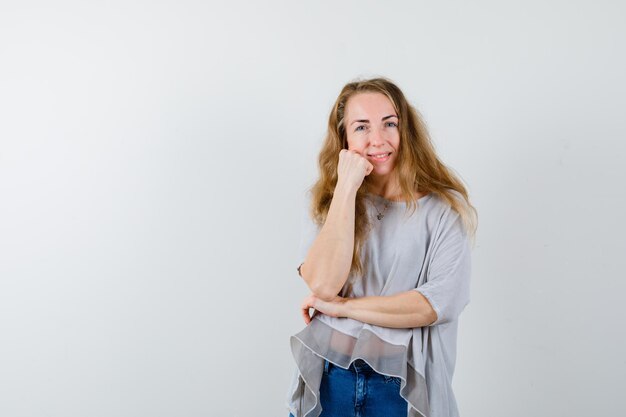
top-left (345, 92), bottom-right (396, 120)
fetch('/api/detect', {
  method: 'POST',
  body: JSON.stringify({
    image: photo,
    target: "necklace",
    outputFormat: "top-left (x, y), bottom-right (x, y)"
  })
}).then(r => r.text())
top-left (373, 199), bottom-right (392, 220)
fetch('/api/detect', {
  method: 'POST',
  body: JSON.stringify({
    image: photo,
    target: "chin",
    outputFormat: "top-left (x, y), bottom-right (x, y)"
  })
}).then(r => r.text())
top-left (373, 165), bottom-right (395, 176)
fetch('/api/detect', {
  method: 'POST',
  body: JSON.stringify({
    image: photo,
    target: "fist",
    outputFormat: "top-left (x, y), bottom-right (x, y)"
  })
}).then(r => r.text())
top-left (337, 149), bottom-right (374, 190)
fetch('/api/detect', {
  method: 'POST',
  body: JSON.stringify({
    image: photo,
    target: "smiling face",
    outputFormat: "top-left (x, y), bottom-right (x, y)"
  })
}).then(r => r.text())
top-left (344, 92), bottom-right (400, 179)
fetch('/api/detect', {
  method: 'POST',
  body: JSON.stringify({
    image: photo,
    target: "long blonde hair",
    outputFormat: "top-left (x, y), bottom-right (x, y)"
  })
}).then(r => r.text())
top-left (308, 77), bottom-right (478, 287)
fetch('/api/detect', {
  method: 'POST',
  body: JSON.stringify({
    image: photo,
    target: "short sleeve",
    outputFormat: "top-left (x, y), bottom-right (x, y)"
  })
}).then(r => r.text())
top-left (415, 212), bottom-right (472, 326)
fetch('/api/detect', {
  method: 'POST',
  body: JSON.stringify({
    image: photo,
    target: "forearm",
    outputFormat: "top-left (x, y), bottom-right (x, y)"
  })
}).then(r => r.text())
top-left (301, 182), bottom-right (357, 301)
top-left (342, 291), bottom-right (437, 329)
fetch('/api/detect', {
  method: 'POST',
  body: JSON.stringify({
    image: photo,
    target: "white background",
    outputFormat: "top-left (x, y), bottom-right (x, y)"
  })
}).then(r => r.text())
top-left (1, 1), bottom-right (625, 416)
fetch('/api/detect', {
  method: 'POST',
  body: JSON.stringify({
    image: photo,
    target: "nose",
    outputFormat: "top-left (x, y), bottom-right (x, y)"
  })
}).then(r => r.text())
top-left (369, 127), bottom-right (385, 147)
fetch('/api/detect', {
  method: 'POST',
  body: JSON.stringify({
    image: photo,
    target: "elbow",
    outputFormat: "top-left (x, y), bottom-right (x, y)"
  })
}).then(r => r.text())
top-left (413, 290), bottom-right (438, 326)
top-left (409, 306), bottom-right (437, 328)
top-left (299, 263), bottom-right (344, 301)
top-left (425, 310), bottom-right (438, 326)
top-left (310, 281), bottom-right (340, 301)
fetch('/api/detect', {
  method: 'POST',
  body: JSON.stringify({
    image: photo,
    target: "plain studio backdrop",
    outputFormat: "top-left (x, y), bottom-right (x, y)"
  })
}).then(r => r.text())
top-left (1, 1), bottom-right (624, 416)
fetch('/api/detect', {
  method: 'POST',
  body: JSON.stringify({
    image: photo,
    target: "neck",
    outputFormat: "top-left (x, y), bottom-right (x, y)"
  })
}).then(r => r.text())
top-left (367, 173), bottom-right (402, 200)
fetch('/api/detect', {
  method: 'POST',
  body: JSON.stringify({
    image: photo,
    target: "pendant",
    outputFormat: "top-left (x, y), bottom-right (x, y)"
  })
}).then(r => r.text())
top-left (377, 213), bottom-right (384, 220)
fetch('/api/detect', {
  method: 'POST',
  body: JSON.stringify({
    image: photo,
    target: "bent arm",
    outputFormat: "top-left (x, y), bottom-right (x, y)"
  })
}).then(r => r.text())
top-left (343, 291), bottom-right (437, 328)
top-left (304, 291), bottom-right (437, 329)
top-left (300, 183), bottom-right (357, 301)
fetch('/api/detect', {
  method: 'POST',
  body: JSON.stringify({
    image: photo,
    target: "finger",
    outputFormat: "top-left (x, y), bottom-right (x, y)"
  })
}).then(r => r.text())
top-left (302, 302), bottom-right (315, 324)
top-left (301, 307), bottom-right (310, 324)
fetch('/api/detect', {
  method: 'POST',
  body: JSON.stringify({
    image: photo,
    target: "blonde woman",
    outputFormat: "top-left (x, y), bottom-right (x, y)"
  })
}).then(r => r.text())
top-left (287, 78), bottom-right (477, 417)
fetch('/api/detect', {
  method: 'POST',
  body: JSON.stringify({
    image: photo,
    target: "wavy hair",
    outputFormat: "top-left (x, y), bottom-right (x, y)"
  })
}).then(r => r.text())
top-left (308, 77), bottom-right (478, 293)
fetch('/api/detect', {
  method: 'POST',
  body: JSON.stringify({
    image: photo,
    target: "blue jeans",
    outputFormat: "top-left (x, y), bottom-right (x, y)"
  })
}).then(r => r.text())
top-left (290, 359), bottom-right (408, 417)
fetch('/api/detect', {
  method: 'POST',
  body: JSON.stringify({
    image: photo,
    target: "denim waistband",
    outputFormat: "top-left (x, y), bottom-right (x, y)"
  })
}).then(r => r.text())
top-left (324, 358), bottom-right (376, 374)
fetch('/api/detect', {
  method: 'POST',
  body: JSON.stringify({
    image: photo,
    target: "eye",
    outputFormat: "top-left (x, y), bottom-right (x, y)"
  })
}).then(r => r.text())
top-left (385, 121), bottom-right (398, 128)
top-left (355, 125), bottom-right (367, 132)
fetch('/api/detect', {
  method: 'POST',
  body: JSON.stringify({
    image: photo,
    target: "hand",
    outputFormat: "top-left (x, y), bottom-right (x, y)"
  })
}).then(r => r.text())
top-left (336, 149), bottom-right (374, 192)
top-left (300, 293), bottom-right (348, 325)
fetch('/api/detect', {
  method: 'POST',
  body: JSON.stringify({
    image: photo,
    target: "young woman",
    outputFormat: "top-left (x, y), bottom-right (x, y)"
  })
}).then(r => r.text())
top-left (287, 78), bottom-right (478, 417)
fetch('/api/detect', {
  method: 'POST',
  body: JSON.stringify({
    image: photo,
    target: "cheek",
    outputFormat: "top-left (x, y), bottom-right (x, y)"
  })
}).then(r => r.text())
top-left (391, 135), bottom-right (400, 150)
top-left (346, 136), bottom-right (359, 151)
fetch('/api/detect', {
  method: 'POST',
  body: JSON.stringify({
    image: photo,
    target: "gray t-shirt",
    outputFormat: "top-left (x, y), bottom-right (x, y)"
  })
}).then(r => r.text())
top-left (286, 190), bottom-right (472, 417)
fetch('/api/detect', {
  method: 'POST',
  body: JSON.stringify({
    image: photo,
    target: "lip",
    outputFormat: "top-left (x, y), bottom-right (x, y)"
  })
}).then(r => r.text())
top-left (367, 152), bottom-right (392, 163)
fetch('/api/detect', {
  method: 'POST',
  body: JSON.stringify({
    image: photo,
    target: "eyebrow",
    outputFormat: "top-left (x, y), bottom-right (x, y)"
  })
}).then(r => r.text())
top-left (350, 115), bottom-right (398, 125)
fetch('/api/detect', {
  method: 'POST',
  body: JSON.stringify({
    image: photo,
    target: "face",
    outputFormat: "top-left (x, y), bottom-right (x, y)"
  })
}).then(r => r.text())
top-left (344, 92), bottom-right (400, 178)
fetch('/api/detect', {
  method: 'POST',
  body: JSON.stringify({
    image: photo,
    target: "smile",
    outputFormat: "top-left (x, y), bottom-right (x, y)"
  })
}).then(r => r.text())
top-left (368, 152), bottom-right (392, 162)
